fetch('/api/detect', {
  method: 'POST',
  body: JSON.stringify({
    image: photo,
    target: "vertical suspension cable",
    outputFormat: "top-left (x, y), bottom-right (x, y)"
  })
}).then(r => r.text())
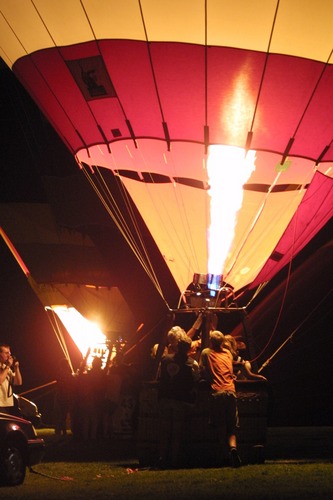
top-left (137, 0), bottom-right (201, 279)
top-left (248, 0), bottom-right (280, 135)
top-left (224, 172), bottom-right (282, 282)
top-left (203, 0), bottom-right (210, 272)
top-left (80, 164), bottom-right (169, 302)
top-left (250, 206), bottom-right (299, 363)
top-left (94, 166), bottom-right (166, 295)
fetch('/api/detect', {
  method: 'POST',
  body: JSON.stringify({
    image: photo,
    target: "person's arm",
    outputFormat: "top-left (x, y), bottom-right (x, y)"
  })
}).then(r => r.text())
top-left (239, 360), bottom-right (267, 381)
top-left (189, 338), bottom-right (201, 355)
top-left (198, 349), bottom-right (210, 381)
top-left (187, 312), bottom-right (203, 339)
top-left (191, 360), bottom-right (200, 381)
top-left (0, 364), bottom-right (10, 385)
top-left (13, 361), bottom-right (22, 386)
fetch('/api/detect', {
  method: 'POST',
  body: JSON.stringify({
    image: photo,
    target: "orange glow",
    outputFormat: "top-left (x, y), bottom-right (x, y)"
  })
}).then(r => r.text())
top-left (222, 68), bottom-right (256, 144)
top-left (50, 305), bottom-right (106, 358)
top-left (207, 145), bottom-right (256, 277)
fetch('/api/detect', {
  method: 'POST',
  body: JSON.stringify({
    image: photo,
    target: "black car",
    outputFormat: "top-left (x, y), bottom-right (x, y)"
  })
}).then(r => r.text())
top-left (0, 411), bottom-right (45, 486)
top-left (14, 394), bottom-right (42, 428)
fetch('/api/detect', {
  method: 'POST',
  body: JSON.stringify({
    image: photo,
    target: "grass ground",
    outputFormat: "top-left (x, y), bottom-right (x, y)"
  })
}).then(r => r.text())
top-left (1, 427), bottom-right (332, 499)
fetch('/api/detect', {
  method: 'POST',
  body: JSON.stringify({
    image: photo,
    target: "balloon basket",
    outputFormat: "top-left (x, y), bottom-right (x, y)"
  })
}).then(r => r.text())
top-left (136, 380), bottom-right (269, 467)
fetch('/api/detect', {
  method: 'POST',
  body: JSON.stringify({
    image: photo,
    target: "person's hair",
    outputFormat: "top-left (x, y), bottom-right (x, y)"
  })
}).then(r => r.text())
top-left (176, 335), bottom-right (192, 357)
top-left (209, 330), bottom-right (224, 350)
top-left (0, 344), bottom-right (10, 353)
top-left (167, 326), bottom-right (186, 343)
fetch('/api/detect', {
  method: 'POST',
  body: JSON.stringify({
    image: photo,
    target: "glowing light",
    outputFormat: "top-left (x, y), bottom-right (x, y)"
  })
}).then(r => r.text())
top-left (50, 305), bottom-right (106, 357)
top-left (207, 145), bottom-right (256, 277)
top-left (222, 67), bottom-right (256, 144)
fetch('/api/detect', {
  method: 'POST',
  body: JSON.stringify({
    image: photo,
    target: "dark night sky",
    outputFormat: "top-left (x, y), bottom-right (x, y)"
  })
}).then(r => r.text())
top-left (0, 58), bottom-right (80, 409)
top-left (1, 58), bottom-right (332, 426)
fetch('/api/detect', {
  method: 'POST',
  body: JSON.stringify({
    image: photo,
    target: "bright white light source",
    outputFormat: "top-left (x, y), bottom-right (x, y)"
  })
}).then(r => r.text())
top-left (207, 145), bottom-right (256, 277)
top-left (50, 305), bottom-right (106, 357)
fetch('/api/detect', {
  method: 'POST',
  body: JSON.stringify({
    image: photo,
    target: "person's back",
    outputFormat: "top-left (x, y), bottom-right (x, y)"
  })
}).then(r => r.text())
top-left (199, 330), bottom-right (241, 468)
top-left (159, 348), bottom-right (199, 404)
top-left (82, 357), bottom-right (106, 439)
top-left (157, 335), bottom-right (199, 468)
top-left (200, 345), bottom-right (235, 393)
top-left (54, 358), bottom-right (74, 435)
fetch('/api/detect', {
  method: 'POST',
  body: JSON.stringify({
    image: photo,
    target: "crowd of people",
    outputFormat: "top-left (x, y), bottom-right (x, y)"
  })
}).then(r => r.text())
top-left (154, 316), bottom-right (267, 469)
top-left (53, 353), bottom-right (138, 441)
top-left (0, 341), bottom-right (136, 441)
top-left (1, 316), bottom-right (267, 470)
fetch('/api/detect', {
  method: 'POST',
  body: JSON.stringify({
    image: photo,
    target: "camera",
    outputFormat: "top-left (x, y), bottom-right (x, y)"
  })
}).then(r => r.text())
top-left (7, 356), bottom-right (17, 366)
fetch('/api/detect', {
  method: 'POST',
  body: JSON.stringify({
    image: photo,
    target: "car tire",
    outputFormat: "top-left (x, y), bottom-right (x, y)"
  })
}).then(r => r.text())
top-left (0, 442), bottom-right (26, 486)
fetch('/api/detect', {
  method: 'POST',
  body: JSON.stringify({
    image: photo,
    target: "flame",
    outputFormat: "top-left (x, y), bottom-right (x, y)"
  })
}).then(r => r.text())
top-left (51, 305), bottom-right (106, 358)
top-left (206, 64), bottom-right (257, 279)
top-left (207, 145), bottom-right (256, 277)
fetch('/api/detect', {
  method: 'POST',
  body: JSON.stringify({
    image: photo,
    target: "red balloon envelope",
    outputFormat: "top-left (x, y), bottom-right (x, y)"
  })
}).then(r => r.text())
top-left (0, 0), bottom-right (332, 303)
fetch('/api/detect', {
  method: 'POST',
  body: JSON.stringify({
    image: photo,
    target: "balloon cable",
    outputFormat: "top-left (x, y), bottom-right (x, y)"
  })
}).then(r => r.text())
top-left (258, 287), bottom-right (332, 373)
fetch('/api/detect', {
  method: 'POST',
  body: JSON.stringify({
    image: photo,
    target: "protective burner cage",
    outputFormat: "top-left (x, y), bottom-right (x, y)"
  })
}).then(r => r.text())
top-left (178, 273), bottom-right (238, 310)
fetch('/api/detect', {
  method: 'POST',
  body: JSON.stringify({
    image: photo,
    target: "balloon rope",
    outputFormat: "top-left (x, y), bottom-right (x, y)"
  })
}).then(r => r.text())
top-left (249, 0), bottom-right (280, 133)
top-left (81, 165), bottom-right (168, 303)
top-left (224, 172), bottom-right (281, 282)
top-left (250, 202), bottom-right (298, 363)
top-left (258, 287), bottom-right (332, 373)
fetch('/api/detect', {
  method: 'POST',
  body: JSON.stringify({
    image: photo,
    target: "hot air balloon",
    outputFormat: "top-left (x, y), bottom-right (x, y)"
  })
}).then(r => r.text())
top-left (0, 0), bottom-right (332, 371)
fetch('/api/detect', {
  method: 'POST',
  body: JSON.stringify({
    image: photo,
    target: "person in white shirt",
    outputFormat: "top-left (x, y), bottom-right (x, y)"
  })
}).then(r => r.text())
top-left (0, 343), bottom-right (23, 415)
